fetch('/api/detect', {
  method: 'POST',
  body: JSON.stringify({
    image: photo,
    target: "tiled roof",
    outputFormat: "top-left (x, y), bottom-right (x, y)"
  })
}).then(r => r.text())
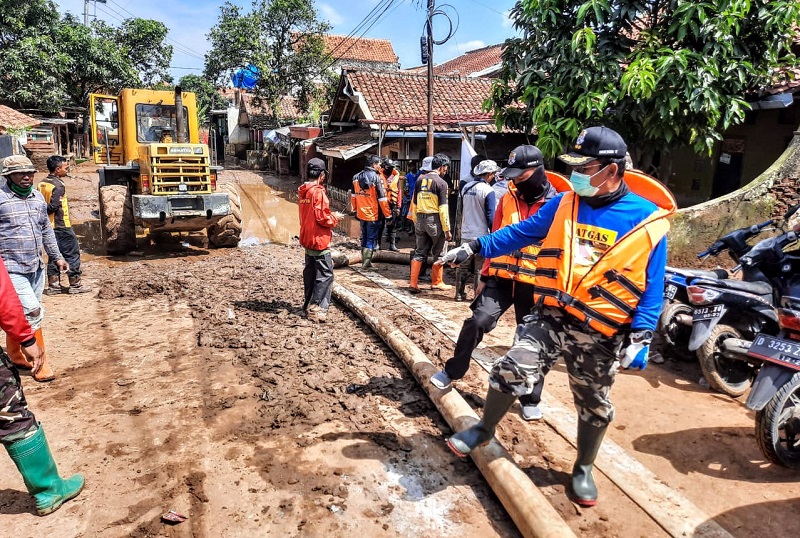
top-left (241, 93), bottom-right (301, 127)
top-left (0, 105), bottom-right (40, 132)
top-left (405, 44), bottom-right (503, 77)
top-left (346, 70), bottom-right (511, 132)
top-left (323, 34), bottom-right (398, 65)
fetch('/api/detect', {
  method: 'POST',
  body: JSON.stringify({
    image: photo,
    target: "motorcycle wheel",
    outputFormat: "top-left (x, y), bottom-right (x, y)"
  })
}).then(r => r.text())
top-left (697, 323), bottom-right (753, 397)
top-left (755, 372), bottom-right (800, 468)
top-left (657, 302), bottom-right (697, 362)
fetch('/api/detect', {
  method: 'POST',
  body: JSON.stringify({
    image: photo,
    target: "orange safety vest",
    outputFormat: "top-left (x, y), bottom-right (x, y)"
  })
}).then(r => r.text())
top-left (384, 171), bottom-right (401, 207)
top-left (532, 171), bottom-right (676, 337)
top-left (487, 171), bottom-right (572, 283)
top-left (351, 179), bottom-right (380, 221)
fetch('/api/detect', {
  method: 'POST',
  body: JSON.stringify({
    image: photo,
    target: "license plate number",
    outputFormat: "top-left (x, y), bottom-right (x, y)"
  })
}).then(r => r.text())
top-left (665, 284), bottom-right (677, 300)
top-left (693, 304), bottom-right (723, 321)
top-left (747, 334), bottom-right (800, 368)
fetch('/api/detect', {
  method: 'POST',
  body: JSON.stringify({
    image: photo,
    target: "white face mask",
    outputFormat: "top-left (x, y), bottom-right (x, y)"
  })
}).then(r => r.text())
top-left (569, 165), bottom-right (610, 197)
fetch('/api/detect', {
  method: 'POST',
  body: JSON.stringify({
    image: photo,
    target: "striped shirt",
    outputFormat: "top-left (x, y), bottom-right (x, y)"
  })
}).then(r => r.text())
top-left (0, 181), bottom-right (63, 273)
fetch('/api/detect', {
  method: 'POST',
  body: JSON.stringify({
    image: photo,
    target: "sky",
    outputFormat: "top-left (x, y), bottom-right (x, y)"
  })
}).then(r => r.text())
top-left (56, 0), bottom-right (519, 81)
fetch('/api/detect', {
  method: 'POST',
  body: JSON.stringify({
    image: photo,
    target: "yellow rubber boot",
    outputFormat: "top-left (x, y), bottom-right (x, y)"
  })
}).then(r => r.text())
top-left (431, 264), bottom-right (452, 291)
top-left (409, 260), bottom-right (422, 294)
top-left (32, 329), bottom-right (55, 382)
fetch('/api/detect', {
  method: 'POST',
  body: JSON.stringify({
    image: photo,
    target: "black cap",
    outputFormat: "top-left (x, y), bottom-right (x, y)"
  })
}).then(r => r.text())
top-left (500, 145), bottom-right (543, 179)
top-left (559, 126), bottom-right (627, 166)
top-left (307, 157), bottom-right (326, 172)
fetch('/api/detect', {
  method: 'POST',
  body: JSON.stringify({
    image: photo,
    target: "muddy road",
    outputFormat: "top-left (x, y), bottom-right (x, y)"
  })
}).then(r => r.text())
top-left (1, 165), bottom-right (798, 537)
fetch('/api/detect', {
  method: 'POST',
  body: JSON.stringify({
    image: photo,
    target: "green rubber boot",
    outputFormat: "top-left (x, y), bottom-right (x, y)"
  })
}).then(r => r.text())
top-left (361, 248), bottom-right (377, 271)
top-left (570, 419), bottom-right (608, 507)
top-left (5, 425), bottom-right (85, 515)
top-left (447, 387), bottom-right (516, 457)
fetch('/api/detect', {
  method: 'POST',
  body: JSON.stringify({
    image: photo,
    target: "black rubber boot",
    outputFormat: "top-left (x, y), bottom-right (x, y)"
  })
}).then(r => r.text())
top-left (447, 387), bottom-right (516, 457)
top-left (388, 231), bottom-right (399, 251)
top-left (570, 419), bottom-right (608, 507)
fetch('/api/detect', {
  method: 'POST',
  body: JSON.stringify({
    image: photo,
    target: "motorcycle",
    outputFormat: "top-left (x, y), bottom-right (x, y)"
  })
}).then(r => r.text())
top-left (683, 207), bottom-right (800, 397)
top-left (683, 218), bottom-right (782, 396)
top-left (658, 266), bottom-right (727, 361)
top-left (738, 229), bottom-right (800, 468)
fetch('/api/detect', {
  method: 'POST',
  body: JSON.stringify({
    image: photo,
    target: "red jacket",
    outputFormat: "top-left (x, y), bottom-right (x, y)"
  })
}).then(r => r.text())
top-left (0, 257), bottom-right (35, 344)
top-left (298, 182), bottom-right (338, 251)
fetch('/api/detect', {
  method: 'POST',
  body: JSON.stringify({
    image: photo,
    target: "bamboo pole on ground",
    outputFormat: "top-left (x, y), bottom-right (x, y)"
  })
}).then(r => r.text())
top-left (332, 283), bottom-right (576, 538)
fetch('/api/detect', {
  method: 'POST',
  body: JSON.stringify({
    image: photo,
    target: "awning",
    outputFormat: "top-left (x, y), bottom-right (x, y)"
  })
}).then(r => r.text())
top-left (316, 128), bottom-right (377, 161)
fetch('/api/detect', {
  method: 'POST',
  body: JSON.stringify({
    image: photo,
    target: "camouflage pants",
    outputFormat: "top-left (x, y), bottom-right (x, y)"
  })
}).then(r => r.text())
top-left (490, 306), bottom-right (625, 427)
top-left (0, 351), bottom-right (37, 444)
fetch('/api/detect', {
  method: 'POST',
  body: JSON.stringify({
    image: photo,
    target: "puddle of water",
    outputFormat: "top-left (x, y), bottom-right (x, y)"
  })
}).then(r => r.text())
top-left (238, 183), bottom-right (300, 246)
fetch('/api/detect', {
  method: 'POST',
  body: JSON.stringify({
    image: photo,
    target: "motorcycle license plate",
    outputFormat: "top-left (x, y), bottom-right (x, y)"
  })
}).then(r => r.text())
top-left (747, 334), bottom-right (800, 369)
top-left (664, 284), bottom-right (677, 300)
top-left (692, 304), bottom-right (723, 321)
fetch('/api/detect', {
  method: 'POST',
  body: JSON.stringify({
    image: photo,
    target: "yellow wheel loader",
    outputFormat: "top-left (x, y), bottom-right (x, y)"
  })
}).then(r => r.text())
top-left (90, 87), bottom-right (241, 254)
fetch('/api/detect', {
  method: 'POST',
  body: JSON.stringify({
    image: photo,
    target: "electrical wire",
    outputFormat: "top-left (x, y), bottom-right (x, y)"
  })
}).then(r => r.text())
top-left (102, 0), bottom-right (206, 60)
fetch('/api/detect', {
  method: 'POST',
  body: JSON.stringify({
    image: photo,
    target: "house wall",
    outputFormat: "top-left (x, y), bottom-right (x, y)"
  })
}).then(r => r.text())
top-left (666, 106), bottom-right (798, 208)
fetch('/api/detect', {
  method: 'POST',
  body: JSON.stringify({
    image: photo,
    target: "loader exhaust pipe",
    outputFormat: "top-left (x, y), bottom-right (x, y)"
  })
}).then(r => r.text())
top-left (174, 86), bottom-right (187, 143)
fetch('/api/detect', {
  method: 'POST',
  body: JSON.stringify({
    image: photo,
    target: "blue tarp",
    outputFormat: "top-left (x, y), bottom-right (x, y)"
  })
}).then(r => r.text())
top-left (231, 65), bottom-right (259, 90)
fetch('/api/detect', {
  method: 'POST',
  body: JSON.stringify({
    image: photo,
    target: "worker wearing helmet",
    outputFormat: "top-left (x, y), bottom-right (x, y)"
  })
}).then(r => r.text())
top-left (0, 155), bottom-right (67, 382)
top-left (409, 153), bottom-right (453, 293)
top-left (351, 155), bottom-right (392, 270)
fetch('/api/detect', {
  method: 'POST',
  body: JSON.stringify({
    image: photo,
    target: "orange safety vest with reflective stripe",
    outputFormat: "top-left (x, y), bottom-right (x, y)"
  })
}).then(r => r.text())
top-left (487, 171), bottom-right (572, 283)
top-left (532, 171), bottom-right (676, 337)
top-left (351, 170), bottom-right (391, 222)
top-left (382, 170), bottom-right (401, 208)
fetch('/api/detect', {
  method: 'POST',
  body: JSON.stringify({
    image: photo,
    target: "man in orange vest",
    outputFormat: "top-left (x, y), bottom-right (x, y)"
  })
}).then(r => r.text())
top-left (380, 158), bottom-right (403, 251)
top-left (439, 127), bottom-right (674, 507)
top-left (431, 146), bottom-right (572, 423)
top-left (351, 155), bottom-right (392, 270)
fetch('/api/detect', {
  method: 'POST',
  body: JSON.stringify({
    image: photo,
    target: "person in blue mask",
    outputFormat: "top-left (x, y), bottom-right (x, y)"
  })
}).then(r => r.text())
top-left (437, 126), bottom-right (675, 507)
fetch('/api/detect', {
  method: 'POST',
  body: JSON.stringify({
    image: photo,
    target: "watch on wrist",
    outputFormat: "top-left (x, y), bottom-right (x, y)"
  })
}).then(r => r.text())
top-left (631, 329), bottom-right (654, 344)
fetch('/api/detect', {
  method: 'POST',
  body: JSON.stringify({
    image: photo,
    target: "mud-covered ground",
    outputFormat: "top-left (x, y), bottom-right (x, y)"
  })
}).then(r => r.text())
top-left (1, 164), bottom-right (799, 537)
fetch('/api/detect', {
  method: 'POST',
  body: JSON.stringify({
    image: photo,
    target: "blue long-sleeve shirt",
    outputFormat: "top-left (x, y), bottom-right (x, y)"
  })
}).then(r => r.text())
top-left (478, 191), bottom-right (667, 331)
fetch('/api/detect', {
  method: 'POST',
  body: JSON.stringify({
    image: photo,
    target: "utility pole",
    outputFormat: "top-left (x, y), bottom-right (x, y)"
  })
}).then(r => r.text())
top-left (426, 0), bottom-right (435, 156)
top-left (84, 0), bottom-right (107, 26)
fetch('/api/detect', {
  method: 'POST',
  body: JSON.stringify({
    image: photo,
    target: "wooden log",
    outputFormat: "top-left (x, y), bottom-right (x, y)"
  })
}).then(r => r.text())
top-left (332, 282), bottom-right (576, 538)
top-left (331, 249), bottom-right (434, 268)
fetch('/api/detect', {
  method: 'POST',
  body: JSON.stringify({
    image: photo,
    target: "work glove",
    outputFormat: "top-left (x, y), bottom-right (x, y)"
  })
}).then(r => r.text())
top-left (438, 241), bottom-right (474, 266)
top-left (620, 330), bottom-right (653, 370)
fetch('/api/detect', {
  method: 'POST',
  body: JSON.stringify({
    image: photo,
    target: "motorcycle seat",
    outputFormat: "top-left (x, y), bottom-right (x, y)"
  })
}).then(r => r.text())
top-left (666, 266), bottom-right (728, 279)
top-left (694, 278), bottom-right (773, 296)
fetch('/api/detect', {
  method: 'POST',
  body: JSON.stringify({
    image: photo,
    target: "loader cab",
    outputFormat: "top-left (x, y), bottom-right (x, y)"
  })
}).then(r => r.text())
top-left (90, 89), bottom-right (199, 167)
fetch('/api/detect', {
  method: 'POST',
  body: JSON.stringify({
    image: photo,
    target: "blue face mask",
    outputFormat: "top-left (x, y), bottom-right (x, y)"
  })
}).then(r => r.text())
top-left (569, 166), bottom-right (609, 197)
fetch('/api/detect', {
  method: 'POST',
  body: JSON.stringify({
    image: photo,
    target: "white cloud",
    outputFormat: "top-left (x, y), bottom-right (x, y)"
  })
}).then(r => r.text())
top-left (449, 40), bottom-right (486, 54)
top-left (501, 10), bottom-right (514, 28)
top-left (318, 3), bottom-right (345, 26)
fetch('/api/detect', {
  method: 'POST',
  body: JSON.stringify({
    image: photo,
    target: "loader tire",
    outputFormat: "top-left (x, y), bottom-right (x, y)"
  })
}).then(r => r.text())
top-left (99, 185), bottom-right (136, 255)
top-left (208, 183), bottom-right (242, 248)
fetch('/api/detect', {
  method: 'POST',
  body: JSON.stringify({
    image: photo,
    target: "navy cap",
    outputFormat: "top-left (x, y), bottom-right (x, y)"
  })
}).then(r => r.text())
top-left (501, 145), bottom-right (544, 179)
top-left (307, 157), bottom-right (326, 172)
top-left (559, 126), bottom-right (627, 166)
